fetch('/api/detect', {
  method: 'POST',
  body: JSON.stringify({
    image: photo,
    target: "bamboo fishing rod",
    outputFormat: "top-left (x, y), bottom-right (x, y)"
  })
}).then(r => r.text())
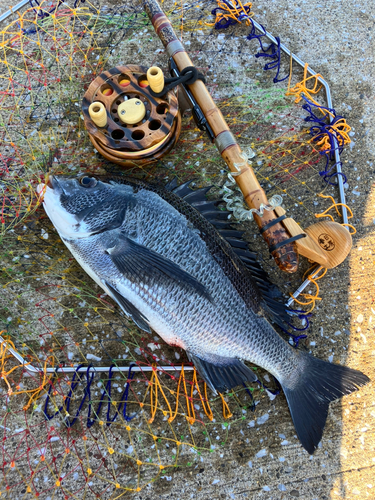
top-left (142, 0), bottom-right (300, 273)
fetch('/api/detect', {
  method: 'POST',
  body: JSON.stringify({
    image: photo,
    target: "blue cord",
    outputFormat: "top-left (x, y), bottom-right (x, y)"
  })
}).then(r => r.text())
top-left (44, 364), bottom-right (137, 427)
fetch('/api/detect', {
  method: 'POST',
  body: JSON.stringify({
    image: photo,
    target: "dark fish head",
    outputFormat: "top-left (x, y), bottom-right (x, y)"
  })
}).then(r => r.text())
top-left (37, 174), bottom-right (134, 239)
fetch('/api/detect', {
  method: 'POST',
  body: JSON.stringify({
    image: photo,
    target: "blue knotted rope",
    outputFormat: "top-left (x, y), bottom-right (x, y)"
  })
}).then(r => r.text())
top-left (44, 364), bottom-right (136, 427)
top-left (301, 96), bottom-right (349, 185)
top-left (246, 21), bottom-right (289, 83)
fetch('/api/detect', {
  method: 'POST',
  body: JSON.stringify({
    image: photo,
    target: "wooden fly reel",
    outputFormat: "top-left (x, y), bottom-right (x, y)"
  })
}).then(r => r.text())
top-left (82, 65), bottom-right (181, 167)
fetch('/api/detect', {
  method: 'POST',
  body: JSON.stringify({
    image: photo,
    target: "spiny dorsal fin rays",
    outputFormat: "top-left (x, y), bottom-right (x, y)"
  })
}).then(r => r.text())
top-left (166, 178), bottom-right (293, 331)
top-left (164, 177), bottom-right (179, 191)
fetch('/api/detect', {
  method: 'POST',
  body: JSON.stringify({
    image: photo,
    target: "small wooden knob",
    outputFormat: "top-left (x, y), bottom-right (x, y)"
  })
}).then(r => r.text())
top-left (147, 66), bottom-right (164, 93)
top-left (274, 206), bottom-right (352, 268)
top-left (117, 98), bottom-right (146, 125)
top-left (88, 102), bottom-right (107, 128)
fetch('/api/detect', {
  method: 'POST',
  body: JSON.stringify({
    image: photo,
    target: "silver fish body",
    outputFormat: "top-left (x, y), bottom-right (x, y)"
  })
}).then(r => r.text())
top-left (38, 174), bottom-right (369, 454)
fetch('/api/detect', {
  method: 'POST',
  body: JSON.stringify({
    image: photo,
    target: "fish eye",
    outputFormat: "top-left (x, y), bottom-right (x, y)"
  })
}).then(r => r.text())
top-left (79, 176), bottom-right (97, 188)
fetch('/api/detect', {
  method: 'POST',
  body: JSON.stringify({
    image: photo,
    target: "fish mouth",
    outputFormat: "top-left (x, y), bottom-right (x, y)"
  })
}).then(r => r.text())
top-left (36, 175), bottom-right (64, 202)
top-left (48, 175), bottom-right (63, 192)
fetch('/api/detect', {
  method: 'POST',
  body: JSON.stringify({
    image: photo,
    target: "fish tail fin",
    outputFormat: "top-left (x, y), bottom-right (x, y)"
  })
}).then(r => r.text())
top-left (281, 353), bottom-right (369, 454)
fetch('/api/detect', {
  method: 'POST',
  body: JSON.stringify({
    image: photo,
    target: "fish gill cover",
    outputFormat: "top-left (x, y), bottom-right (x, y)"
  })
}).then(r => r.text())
top-left (0, 0), bottom-right (354, 496)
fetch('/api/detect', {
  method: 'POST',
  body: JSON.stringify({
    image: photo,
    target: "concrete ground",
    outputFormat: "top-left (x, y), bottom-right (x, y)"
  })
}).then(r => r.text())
top-left (130, 1), bottom-right (375, 499)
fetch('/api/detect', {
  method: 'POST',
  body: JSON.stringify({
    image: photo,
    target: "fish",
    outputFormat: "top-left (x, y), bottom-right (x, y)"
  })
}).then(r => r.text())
top-left (37, 173), bottom-right (369, 454)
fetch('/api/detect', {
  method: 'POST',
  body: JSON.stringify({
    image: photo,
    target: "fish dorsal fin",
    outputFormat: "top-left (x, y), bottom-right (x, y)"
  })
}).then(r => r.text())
top-left (164, 177), bottom-right (179, 191)
top-left (167, 178), bottom-right (291, 328)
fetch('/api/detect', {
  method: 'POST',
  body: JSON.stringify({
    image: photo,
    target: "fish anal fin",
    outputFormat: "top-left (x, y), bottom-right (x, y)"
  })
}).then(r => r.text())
top-left (188, 352), bottom-right (258, 393)
top-left (104, 281), bottom-right (151, 333)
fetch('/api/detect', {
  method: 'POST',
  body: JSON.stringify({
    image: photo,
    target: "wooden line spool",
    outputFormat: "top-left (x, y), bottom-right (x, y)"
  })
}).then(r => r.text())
top-left (82, 65), bottom-right (181, 167)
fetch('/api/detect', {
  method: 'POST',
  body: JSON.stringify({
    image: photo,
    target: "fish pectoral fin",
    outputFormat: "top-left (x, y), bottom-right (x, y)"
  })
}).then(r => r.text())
top-left (188, 352), bottom-right (258, 394)
top-left (106, 234), bottom-right (212, 300)
top-left (104, 281), bottom-right (151, 333)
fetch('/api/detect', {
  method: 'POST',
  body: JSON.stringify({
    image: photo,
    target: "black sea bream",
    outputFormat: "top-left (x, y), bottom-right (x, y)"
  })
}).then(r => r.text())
top-left (37, 174), bottom-right (369, 454)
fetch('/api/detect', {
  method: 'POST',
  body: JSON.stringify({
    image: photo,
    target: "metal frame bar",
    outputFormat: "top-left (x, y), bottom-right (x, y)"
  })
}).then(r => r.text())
top-left (0, 334), bottom-right (194, 374)
top-left (0, 0), bottom-right (29, 23)
top-left (251, 19), bottom-right (348, 227)
top-left (0, 3), bottom-right (349, 372)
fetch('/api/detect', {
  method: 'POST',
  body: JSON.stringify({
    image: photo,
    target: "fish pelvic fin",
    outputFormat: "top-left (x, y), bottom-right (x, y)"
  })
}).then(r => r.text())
top-left (282, 352), bottom-right (369, 455)
top-left (188, 352), bottom-right (258, 394)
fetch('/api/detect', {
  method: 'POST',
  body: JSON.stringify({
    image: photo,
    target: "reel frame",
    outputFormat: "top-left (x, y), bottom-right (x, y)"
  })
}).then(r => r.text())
top-left (82, 65), bottom-right (181, 167)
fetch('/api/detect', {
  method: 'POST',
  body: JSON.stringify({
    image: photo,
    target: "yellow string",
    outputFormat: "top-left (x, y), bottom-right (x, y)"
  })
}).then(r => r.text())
top-left (315, 194), bottom-right (356, 234)
top-left (145, 365), bottom-right (230, 424)
top-left (189, 369), bottom-right (214, 422)
top-left (286, 63), bottom-right (328, 111)
top-left (313, 118), bottom-right (351, 152)
top-left (0, 334), bottom-right (54, 409)
top-left (145, 365), bottom-right (173, 424)
top-left (316, 193), bottom-right (353, 218)
top-left (341, 223), bottom-right (356, 235)
top-left (207, 0), bottom-right (254, 27)
top-left (286, 64), bottom-right (351, 151)
top-left (219, 393), bottom-right (233, 419)
top-left (167, 364), bottom-right (184, 423)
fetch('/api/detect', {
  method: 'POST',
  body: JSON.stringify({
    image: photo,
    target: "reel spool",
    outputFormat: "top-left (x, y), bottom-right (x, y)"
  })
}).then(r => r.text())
top-left (82, 65), bottom-right (181, 167)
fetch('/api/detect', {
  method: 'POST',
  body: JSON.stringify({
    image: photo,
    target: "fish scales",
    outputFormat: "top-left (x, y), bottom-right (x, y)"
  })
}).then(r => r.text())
top-left (38, 174), bottom-right (369, 454)
top-left (124, 176), bottom-right (264, 311)
top-left (66, 184), bottom-right (292, 375)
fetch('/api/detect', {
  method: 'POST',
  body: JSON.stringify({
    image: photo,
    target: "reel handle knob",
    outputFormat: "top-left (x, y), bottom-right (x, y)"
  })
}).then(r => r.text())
top-left (147, 66), bottom-right (164, 93)
top-left (88, 102), bottom-right (107, 128)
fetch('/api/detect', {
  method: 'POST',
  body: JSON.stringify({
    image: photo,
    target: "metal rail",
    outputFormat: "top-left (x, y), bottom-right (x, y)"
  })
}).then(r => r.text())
top-left (286, 264), bottom-right (323, 308)
top-left (0, 0), bottom-right (29, 23)
top-left (0, 334), bottom-right (195, 374)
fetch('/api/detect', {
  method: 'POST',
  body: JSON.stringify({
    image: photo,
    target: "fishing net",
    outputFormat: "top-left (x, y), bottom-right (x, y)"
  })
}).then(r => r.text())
top-left (0, 0), bottom-right (352, 496)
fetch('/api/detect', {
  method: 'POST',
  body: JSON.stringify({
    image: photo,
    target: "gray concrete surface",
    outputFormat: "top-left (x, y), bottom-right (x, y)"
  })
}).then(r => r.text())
top-left (0, 0), bottom-right (374, 499)
top-left (129, 1), bottom-right (375, 499)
